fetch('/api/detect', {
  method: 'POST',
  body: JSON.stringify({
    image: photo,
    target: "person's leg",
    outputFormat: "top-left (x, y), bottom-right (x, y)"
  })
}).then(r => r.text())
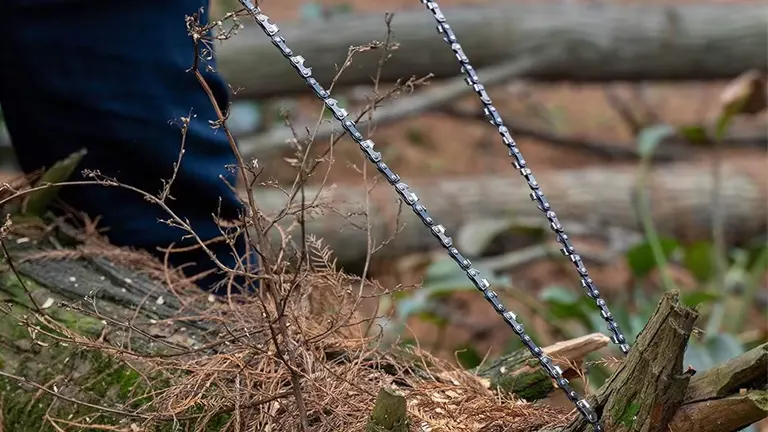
top-left (0, 0), bottom-right (257, 294)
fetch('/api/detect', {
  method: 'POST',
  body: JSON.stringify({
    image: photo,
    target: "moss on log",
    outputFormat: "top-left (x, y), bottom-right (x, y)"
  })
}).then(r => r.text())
top-left (476, 333), bottom-right (610, 402)
top-left (365, 388), bottom-right (409, 432)
top-left (0, 234), bottom-right (224, 431)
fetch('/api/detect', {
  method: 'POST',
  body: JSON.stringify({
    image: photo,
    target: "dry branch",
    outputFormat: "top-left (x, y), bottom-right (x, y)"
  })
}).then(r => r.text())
top-left (237, 58), bottom-right (534, 160)
top-left (254, 158), bottom-right (768, 265)
top-left (669, 390), bottom-right (768, 432)
top-left (218, 4), bottom-right (768, 99)
top-left (669, 343), bottom-right (768, 432)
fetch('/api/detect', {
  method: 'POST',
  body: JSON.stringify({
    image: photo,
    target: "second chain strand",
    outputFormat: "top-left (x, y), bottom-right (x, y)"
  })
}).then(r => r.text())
top-left (237, 1), bottom-right (604, 429)
top-left (417, 0), bottom-right (630, 355)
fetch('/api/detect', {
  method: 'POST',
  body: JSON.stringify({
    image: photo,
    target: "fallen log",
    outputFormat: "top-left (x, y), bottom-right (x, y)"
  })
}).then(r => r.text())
top-left (217, 4), bottom-right (768, 99)
top-left (252, 157), bottom-right (768, 265)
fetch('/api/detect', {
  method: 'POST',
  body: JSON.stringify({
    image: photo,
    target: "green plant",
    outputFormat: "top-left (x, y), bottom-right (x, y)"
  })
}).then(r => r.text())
top-left (379, 255), bottom-right (512, 357)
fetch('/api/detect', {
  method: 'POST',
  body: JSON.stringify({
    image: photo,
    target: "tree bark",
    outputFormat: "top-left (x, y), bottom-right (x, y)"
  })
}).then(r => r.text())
top-left (563, 292), bottom-right (699, 432)
top-left (253, 158), bottom-right (768, 266)
top-left (217, 4), bottom-right (768, 100)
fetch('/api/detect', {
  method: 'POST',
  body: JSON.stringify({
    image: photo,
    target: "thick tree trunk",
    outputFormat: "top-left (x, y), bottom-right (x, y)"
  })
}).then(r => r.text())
top-left (253, 158), bottom-right (768, 265)
top-left (217, 4), bottom-right (768, 99)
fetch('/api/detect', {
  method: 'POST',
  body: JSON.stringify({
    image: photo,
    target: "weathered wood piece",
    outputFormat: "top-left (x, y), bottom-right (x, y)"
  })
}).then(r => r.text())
top-left (476, 333), bottom-right (610, 402)
top-left (217, 4), bottom-right (768, 99)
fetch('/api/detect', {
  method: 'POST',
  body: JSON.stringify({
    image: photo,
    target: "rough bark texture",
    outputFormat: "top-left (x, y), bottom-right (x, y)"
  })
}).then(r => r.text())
top-left (669, 391), bottom-right (768, 432)
top-left (253, 158), bottom-right (768, 265)
top-left (669, 343), bottom-right (768, 432)
top-left (564, 292), bottom-right (699, 432)
top-left (217, 4), bottom-right (768, 99)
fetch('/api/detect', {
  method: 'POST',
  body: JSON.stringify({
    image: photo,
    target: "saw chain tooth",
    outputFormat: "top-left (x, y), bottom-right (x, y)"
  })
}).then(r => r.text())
top-left (451, 43), bottom-right (469, 62)
top-left (342, 119), bottom-right (363, 141)
top-left (412, 204), bottom-right (434, 226)
top-left (466, 268), bottom-right (490, 291)
top-left (395, 182), bottom-right (419, 205)
top-left (430, 224), bottom-right (453, 247)
top-left (461, 64), bottom-right (480, 83)
top-left (323, 98), bottom-right (348, 120)
top-left (485, 106), bottom-right (503, 126)
top-left (289, 55), bottom-right (312, 77)
top-left (358, 139), bottom-right (382, 163)
top-left (448, 247), bottom-right (471, 269)
top-left (255, 12), bottom-right (279, 35)
top-left (473, 84), bottom-right (492, 104)
top-left (581, 278), bottom-right (600, 299)
top-left (437, 23), bottom-right (457, 43)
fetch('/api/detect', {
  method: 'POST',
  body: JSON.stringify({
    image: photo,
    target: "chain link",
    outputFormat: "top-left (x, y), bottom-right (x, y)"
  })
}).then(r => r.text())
top-left (238, 1), bottom-right (606, 429)
top-left (416, 1), bottom-right (630, 355)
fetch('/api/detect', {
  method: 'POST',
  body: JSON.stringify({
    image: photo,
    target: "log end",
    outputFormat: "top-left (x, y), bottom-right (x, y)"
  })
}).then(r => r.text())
top-left (365, 387), bottom-right (409, 432)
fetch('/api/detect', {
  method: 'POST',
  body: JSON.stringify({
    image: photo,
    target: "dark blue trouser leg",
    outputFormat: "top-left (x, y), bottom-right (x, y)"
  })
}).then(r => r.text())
top-left (0, 0), bottom-right (257, 294)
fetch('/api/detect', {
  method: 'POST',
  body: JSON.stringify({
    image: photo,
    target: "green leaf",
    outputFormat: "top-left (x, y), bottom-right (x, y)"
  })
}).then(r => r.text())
top-left (299, 3), bottom-right (324, 21)
top-left (456, 346), bottom-right (483, 369)
top-left (539, 286), bottom-right (578, 306)
top-left (678, 125), bottom-right (712, 146)
top-left (417, 311), bottom-right (447, 327)
top-left (422, 256), bottom-right (510, 297)
top-left (636, 124), bottom-right (675, 159)
top-left (683, 241), bottom-right (716, 282)
top-left (681, 291), bottom-right (720, 308)
top-left (24, 149), bottom-right (87, 216)
top-left (456, 218), bottom-right (514, 257)
top-left (539, 286), bottom-right (594, 330)
top-left (715, 110), bottom-right (736, 141)
top-left (625, 238), bottom-right (681, 279)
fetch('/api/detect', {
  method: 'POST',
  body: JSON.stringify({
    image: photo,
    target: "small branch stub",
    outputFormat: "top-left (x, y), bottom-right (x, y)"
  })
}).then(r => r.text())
top-left (365, 387), bottom-right (409, 432)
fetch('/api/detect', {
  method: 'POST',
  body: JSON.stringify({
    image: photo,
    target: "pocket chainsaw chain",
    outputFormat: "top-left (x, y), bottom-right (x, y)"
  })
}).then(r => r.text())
top-left (235, 1), bottom-right (636, 429)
